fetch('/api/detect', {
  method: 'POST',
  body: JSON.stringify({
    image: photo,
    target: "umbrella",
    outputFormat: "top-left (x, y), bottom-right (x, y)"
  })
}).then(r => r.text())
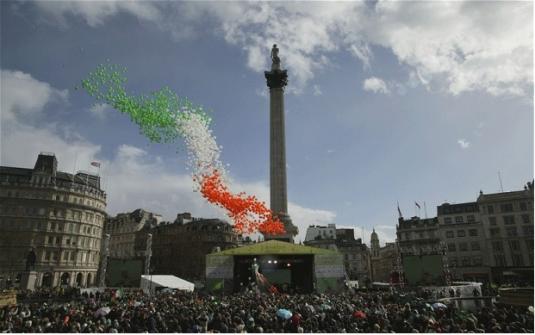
top-left (276, 309), bottom-right (292, 320)
top-left (432, 303), bottom-right (447, 310)
top-left (94, 307), bottom-right (111, 317)
top-left (320, 303), bottom-right (332, 311)
top-left (353, 311), bottom-right (367, 319)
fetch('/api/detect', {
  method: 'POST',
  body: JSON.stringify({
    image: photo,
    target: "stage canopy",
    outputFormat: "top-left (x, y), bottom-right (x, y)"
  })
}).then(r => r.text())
top-left (140, 275), bottom-right (194, 294)
top-left (212, 240), bottom-right (337, 256)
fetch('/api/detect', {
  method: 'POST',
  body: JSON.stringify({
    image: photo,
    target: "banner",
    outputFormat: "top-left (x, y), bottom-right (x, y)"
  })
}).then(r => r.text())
top-left (0, 290), bottom-right (16, 307)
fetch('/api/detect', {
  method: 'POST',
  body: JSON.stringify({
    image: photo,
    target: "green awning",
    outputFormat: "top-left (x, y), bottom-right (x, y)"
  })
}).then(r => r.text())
top-left (209, 240), bottom-right (338, 256)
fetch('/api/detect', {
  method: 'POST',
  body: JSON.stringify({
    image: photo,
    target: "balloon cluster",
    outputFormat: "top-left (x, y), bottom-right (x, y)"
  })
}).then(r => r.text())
top-left (80, 64), bottom-right (285, 236)
top-left (200, 170), bottom-right (285, 235)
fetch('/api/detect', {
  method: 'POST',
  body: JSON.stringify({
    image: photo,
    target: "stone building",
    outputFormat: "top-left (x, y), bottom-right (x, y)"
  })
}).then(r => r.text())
top-left (370, 230), bottom-right (398, 283)
top-left (304, 224), bottom-right (371, 283)
top-left (437, 202), bottom-right (490, 282)
top-left (477, 182), bottom-right (534, 283)
top-left (105, 208), bottom-right (162, 259)
top-left (150, 215), bottom-right (239, 282)
top-left (0, 153), bottom-right (106, 288)
top-left (396, 216), bottom-right (440, 256)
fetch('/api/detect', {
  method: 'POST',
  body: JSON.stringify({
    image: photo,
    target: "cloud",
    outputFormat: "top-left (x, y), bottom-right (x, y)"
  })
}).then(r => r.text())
top-left (30, 1), bottom-right (533, 97)
top-left (1, 68), bottom-right (335, 243)
top-left (457, 139), bottom-right (470, 149)
top-left (363, 77), bottom-right (390, 94)
top-left (312, 85), bottom-right (323, 96)
top-left (349, 42), bottom-right (373, 70)
top-left (33, 1), bottom-right (161, 27)
top-left (89, 103), bottom-right (110, 120)
top-left (1, 69), bottom-right (68, 122)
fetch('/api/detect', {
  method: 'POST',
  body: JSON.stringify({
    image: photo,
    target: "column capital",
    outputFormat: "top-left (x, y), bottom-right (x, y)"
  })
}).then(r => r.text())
top-left (264, 70), bottom-right (288, 89)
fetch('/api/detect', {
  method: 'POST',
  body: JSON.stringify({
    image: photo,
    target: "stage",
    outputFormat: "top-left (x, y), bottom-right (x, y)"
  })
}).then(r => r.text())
top-left (206, 240), bottom-right (345, 294)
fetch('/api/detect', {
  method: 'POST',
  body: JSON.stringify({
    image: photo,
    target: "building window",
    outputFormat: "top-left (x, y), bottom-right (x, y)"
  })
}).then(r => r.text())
top-left (526, 240), bottom-right (534, 252)
top-left (500, 203), bottom-right (514, 213)
top-left (448, 243), bottom-right (456, 252)
top-left (462, 257), bottom-right (470, 266)
top-left (471, 242), bottom-right (480, 251)
top-left (457, 230), bottom-right (466, 237)
top-left (490, 228), bottom-right (500, 237)
top-left (444, 217), bottom-right (452, 224)
top-left (459, 242), bottom-right (468, 252)
top-left (450, 258), bottom-right (457, 267)
top-left (523, 226), bottom-right (534, 235)
top-left (506, 227), bottom-right (518, 237)
top-left (468, 229), bottom-right (478, 237)
top-left (521, 214), bottom-right (530, 224)
top-left (519, 202), bottom-right (527, 211)
top-left (503, 215), bottom-right (515, 225)
top-left (467, 215), bottom-right (475, 222)
top-left (494, 255), bottom-right (506, 266)
top-left (455, 216), bottom-right (464, 223)
top-left (509, 240), bottom-right (520, 252)
top-left (492, 241), bottom-right (503, 252)
top-left (446, 231), bottom-right (454, 238)
top-left (418, 232), bottom-right (424, 239)
top-left (512, 254), bottom-right (524, 266)
top-left (487, 205), bottom-right (494, 214)
top-left (473, 257), bottom-right (483, 266)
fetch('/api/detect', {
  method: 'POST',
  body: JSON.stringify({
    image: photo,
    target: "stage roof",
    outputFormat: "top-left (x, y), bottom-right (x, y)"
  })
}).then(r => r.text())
top-left (210, 240), bottom-right (338, 256)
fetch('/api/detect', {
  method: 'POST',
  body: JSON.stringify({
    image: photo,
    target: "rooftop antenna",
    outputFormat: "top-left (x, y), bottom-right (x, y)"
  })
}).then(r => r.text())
top-left (498, 171), bottom-right (504, 192)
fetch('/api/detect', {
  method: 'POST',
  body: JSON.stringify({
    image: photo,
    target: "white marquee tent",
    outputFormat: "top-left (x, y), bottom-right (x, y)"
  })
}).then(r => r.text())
top-left (140, 275), bottom-right (194, 294)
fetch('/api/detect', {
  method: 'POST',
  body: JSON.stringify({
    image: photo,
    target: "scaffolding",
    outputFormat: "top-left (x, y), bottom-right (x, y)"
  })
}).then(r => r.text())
top-left (440, 241), bottom-right (452, 286)
top-left (392, 241), bottom-right (405, 289)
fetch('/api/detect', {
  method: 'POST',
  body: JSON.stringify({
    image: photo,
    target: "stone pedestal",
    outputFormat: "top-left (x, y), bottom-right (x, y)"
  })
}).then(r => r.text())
top-left (20, 271), bottom-right (38, 291)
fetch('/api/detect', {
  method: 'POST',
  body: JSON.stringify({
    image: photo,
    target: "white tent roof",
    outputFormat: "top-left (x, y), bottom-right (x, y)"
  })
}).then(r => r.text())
top-left (141, 275), bottom-right (194, 292)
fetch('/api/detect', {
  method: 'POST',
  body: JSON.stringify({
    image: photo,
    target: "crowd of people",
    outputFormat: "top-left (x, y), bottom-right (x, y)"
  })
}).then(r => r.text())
top-left (1, 287), bottom-right (533, 333)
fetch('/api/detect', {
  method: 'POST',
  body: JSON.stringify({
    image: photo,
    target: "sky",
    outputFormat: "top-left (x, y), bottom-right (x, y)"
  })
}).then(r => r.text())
top-left (1, 1), bottom-right (533, 245)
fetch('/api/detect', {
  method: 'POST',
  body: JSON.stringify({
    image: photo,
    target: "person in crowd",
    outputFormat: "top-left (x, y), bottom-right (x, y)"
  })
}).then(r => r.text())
top-left (1, 287), bottom-right (533, 333)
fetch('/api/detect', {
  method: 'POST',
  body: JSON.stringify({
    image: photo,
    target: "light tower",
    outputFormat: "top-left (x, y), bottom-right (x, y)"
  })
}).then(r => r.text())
top-left (264, 44), bottom-right (298, 243)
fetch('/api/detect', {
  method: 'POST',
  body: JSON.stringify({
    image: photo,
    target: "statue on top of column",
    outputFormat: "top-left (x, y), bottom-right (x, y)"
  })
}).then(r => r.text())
top-left (271, 44), bottom-right (281, 70)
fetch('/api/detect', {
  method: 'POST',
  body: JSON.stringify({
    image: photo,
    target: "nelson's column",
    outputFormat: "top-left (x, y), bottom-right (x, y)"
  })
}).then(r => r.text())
top-left (264, 44), bottom-right (298, 243)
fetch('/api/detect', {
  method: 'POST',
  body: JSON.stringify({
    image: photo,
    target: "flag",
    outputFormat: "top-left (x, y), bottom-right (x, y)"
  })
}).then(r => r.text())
top-left (397, 202), bottom-right (403, 218)
top-left (91, 161), bottom-right (101, 168)
top-left (415, 202), bottom-right (421, 209)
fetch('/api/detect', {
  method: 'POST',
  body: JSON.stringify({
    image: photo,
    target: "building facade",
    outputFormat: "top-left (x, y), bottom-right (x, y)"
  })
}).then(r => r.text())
top-left (370, 230), bottom-right (398, 283)
top-left (304, 224), bottom-right (371, 283)
top-left (105, 208), bottom-right (162, 259)
top-left (0, 153), bottom-right (106, 288)
top-left (437, 202), bottom-right (490, 282)
top-left (396, 181), bottom-right (534, 285)
top-left (397, 216), bottom-right (440, 256)
top-left (150, 216), bottom-right (239, 282)
top-left (477, 182), bottom-right (534, 283)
